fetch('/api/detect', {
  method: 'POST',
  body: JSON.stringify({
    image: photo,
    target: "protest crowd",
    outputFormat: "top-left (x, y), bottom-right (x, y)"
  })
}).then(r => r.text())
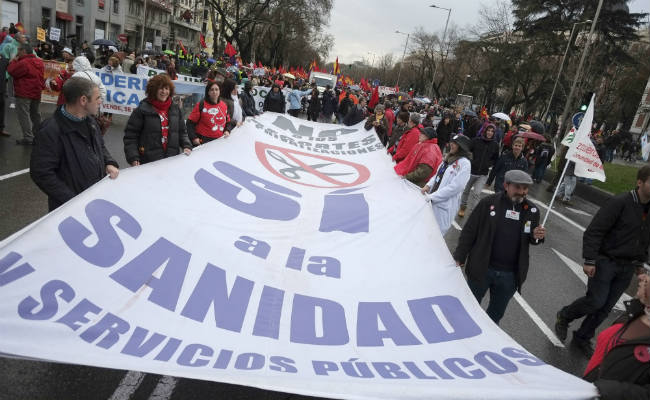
top-left (1, 20), bottom-right (650, 400)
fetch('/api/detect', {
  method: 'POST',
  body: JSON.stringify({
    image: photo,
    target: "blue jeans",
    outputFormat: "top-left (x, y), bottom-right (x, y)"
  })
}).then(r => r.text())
top-left (532, 162), bottom-right (547, 182)
top-left (467, 268), bottom-right (517, 324)
top-left (560, 258), bottom-right (635, 341)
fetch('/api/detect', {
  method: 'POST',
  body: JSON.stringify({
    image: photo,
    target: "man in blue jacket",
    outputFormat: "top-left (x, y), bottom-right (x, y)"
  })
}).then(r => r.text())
top-left (287, 82), bottom-right (312, 117)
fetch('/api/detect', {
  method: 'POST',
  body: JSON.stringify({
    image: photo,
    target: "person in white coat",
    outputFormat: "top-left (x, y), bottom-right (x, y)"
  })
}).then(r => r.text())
top-left (421, 134), bottom-right (472, 235)
top-left (71, 56), bottom-right (107, 101)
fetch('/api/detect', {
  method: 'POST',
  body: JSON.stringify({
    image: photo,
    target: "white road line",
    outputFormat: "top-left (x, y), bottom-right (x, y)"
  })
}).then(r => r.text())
top-left (108, 370), bottom-right (146, 400)
top-left (565, 206), bottom-right (592, 217)
top-left (513, 293), bottom-right (565, 348)
top-left (452, 221), bottom-right (462, 231)
top-left (0, 168), bottom-right (29, 181)
top-left (552, 248), bottom-right (631, 311)
top-left (148, 375), bottom-right (178, 400)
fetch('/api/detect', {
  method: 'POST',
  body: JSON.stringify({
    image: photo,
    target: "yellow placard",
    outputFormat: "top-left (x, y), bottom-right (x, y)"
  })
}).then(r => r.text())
top-left (37, 27), bottom-right (46, 42)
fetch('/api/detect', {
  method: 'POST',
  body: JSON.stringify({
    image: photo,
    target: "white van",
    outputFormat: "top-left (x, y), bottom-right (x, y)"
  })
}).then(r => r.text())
top-left (309, 71), bottom-right (337, 93)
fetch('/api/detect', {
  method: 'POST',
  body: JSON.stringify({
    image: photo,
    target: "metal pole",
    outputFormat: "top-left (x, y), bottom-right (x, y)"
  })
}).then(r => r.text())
top-left (395, 32), bottom-right (409, 88)
top-left (140, 0), bottom-right (147, 51)
top-left (555, 0), bottom-right (603, 139)
top-left (541, 21), bottom-right (589, 121)
top-left (461, 75), bottom-right (468, 93)
top-left (429, 7), bottom-right (451, 99)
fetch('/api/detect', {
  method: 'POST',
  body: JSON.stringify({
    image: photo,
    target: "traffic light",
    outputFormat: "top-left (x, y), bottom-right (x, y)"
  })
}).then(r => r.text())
top-left (579, 91), bottom-right (593, 111)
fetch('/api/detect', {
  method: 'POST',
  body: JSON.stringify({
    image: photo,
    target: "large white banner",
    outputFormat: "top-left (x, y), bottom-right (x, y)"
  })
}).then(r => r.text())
top-left (563, 95), bottom-right (605, 182)
top-left (0, 114), bottom-right (596, 400)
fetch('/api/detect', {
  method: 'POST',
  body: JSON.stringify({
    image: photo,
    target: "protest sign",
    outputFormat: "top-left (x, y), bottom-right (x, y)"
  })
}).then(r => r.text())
top-left (0, 114), bottom-right (596, 400)
top-left (49, 27), bottom-right (61, 42)
top-left (36, 27), bottom-right (46, 42)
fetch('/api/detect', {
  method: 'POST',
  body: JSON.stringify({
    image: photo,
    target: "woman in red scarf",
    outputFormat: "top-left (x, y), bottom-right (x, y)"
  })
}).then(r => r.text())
top-left (186, 81), bottom-right (237, 145)
top-left (124, 74), bottom-right (192, 166)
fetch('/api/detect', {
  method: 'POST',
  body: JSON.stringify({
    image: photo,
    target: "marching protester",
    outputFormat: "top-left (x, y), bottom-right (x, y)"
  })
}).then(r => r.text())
top-left (48, 48), bottom-right (76, 106)
top-left (321, 85), bottom-right (338, 123)
top-left (395, 126), bottom-right (442, 187)
top-left (384, 100), bottom-right (394, 138)
top-left (71, 56), bottom-right (107, 101)
top-left (0, 47), bottom-right (8, 137)
top-left (583, 272), bottom-right (650, 399)
top-left (387, 111), bottom-right (410, 155)
top-left (30, 77), bottom-right (119, 211)
top-left (555, 161), bottom-right (578, 206)
top-left (287, 82), bottom-right (311, 117)
top-left (392, 113), bottom-right (421, 163)
top-left (364, 104), bottom-right (389, 145)
top-left (421, 134), bottom-right (472, 236)
top-left (343, 96), bottom-right (367, 126)
top-left (124, 74), bottom-right (192, 166)
top-left (436, 113), bottom-right (454, 154)
top-left (555, 165), bottom-right (650, 358)
top-left (337, 89), bottom-right (353, 123)
top-left (263, 83), bottom-right (286, 113)
top-left (241, 80), bottom-right (261, 117)
top-left (187, 80), bottom-right (237, 145)
top-left (486, 136), bottom-right (528, 193)
top-left (458, 123), bottom-right (500, 217)
top-left (7, 43), bottom-right (45, 145)
top-left (307, 87), bottom-right (321, 122)
top-left (220, 79), bottom-right (243, 124)
top-left (531, 135), bottom-right (555, 183)
top-left (454, 170), bottom-right (545, 324)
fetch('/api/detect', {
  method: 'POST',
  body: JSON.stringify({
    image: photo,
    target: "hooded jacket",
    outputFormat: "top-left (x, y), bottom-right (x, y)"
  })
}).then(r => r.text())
top-left (72, 56), bottom-right (107, 101)
top-left (395, 137), bottom-right (443, 187)
top-left (263, 89), bottom-right (286, 113)
top-left (470, 133), bottom-right (500, 176)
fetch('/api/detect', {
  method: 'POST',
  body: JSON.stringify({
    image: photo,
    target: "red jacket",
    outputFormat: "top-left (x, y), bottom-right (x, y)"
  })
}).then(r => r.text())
top-left (187, 99), bottom-right (231, 138)
top-left (7, 54), bottom-right (45, 100)
top-left (385, 108), bottom-right (395, 137)
top-left (394, 138), bottom-right (442, 180)
top-left (392, 126), bottom-right (420, 162)
top-left (51, 67), bottom-right (73, 105)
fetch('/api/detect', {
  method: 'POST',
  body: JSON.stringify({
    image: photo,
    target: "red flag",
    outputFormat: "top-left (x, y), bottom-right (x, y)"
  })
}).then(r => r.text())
top-left (368, 86), bottom-right (379, 109)
top-left (178, 40), bottom-right (187, 55)
top-left (199, 34), bottom-right (207, 48)
top-left (334, 57), bottom-right (340, 75)
top-left (225, 42), bottom-right (237, 57)
top-left (14, 22), bottom-right (25, 33)
top-left (257, 61), bottom-right (263, 68)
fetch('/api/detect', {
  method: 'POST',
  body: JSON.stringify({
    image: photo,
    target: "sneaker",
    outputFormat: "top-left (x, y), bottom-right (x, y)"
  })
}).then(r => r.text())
top-left (15, 138), bottom-right (33, 145)
top-left (458, 206), bottom-right (466, 218)
top-left (562, 199), bottom-right (574, 206)
top-left (571, 337), bottom-right (594, 358)
top-left (554, 311), bottom-right (569, 341)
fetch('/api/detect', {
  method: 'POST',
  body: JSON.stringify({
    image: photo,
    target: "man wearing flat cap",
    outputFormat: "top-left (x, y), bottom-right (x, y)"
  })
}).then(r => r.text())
top-left (453, 169), bottom-right (546, 324)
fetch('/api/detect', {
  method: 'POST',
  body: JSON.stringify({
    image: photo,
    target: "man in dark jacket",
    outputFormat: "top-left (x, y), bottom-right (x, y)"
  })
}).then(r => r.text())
top-left (458, 123), bottom-right (500, 217)
top-left (343, 97), bottom-right (367, 126)
top-left (7, 43), bottom-right (45, 145)
top-left (30, 77), bottom-right (119, 211)
top-left (555, 165), bottom-right (650, 357)
top-left (436, 113), bottom-right (454, 153)
top-left (241, 80), bottom-right (260, 117)
top-left (320, 85), bottom-right (338, 123)
top-left (454, 170), bottom-right (545, 324)
top-left (532, 137), bottom-right (555, 183)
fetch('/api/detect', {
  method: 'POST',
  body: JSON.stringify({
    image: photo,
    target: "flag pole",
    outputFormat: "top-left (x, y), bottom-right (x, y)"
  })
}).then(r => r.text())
top-left (541, 156), bottom-right (570, 227)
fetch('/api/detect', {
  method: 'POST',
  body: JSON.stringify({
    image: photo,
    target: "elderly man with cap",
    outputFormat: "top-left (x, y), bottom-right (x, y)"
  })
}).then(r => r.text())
top-left (453, 169), bottom-right (546, 324)
top-left (421, 134), bottom-right (472, 236)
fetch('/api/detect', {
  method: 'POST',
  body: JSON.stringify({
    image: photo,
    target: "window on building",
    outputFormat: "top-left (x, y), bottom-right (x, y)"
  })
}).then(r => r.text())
top-left (42, 8), bottom-right (51, 29)
top-left (76, 16), bottom-right (84, 42)
top-left (77, 0), bottom-right (85, 6)
top-left (113, 0), bottom-right (119, 13)
top-left (98, 0), bottom-right (105, 10)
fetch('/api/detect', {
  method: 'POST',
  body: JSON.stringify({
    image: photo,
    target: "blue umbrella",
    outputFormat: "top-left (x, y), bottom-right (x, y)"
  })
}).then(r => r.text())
top-left (462, 110), bottom-right (477, 117)
top-left (91, 39), bottom-right (116, 47)
top-left (207, 58), bottom-right (216, 64)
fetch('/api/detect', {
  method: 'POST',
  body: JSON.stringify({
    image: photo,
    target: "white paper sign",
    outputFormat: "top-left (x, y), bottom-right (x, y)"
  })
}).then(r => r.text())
top-left (0, 115), bottom-right (597, 400)
top-left (49, 27), bottom-right (61, 41)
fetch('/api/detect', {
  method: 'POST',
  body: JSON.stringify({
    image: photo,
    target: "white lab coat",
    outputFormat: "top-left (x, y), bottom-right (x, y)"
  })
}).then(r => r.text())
top-left (425, 157), bottom-right (471, 235)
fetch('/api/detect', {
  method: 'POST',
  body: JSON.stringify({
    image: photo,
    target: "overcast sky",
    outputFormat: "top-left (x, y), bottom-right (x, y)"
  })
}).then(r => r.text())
top-left (325, 0), bottom-right (650, 64)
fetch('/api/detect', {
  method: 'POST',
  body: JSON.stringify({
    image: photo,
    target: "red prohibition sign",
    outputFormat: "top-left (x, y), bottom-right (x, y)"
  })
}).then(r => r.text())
top-left (255, 142), bottom-right (371, 188)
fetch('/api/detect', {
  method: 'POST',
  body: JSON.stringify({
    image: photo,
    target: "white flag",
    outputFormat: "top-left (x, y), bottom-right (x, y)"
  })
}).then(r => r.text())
top-left (565, 95), bottom-right (606, 182)
top-left (641, 133), bottom-right (649, 162)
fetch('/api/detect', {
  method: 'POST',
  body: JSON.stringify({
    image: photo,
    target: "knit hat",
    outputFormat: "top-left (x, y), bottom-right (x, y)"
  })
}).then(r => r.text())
top-left (451, 134), bottom-right (472, 153)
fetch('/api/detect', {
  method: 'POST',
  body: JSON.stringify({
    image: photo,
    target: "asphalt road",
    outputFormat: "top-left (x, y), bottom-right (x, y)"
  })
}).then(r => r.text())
top-left (0, 102), bottom-right (642, 400)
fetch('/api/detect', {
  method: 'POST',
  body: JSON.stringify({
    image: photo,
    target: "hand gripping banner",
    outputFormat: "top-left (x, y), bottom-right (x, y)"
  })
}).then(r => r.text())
top-left (0, 113), bottom-right (596, 399)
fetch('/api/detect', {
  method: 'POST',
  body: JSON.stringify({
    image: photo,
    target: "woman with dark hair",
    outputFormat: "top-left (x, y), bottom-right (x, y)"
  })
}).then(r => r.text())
top-left (123, 74), bottom-right (192, 165)
top-left (263, 84), bottom-right (286, 113)
top-left (220, 78), bottom-right (243, 124)
top-left (186, 80), bottom-right (236, 146)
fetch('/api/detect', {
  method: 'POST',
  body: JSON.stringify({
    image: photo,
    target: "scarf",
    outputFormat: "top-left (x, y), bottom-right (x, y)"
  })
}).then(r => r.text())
top-left (149, 97), bottom-right (172, 151)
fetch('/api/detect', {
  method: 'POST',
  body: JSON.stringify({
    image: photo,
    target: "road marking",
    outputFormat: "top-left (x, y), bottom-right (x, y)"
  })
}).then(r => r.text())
top-left (148, 375), bottom-right (178, 400)
top-left (513, 293), bottom-right (565, 348)
top-left (564, 206), bottom-right (592, 217)
top-left (0, 168), bottom-right (29, 181)
top-left (108, 371), bottom-right (146, 400)
top-left (552, 248), bottom-right (631, 311)
top-left (452, 221), bottom-right (462, 231)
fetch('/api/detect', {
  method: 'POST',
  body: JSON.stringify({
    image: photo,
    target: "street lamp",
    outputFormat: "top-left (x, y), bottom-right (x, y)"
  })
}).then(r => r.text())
top-left (395, 30), bottom-right (410, 89)
top-left (541, 19), bottom-right (592, 121)
top-left (461, 74), bottom-right (471, 94)
top-left (428, 4), bottom-right (451, 99)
